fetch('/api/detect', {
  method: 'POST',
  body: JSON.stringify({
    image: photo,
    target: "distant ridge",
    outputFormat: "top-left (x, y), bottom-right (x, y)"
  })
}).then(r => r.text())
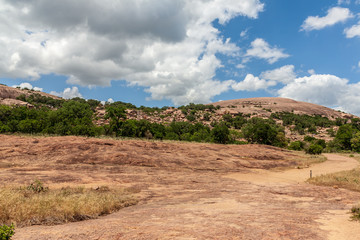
top-left (211, 97), bottom-right (356, 119)
top-left (0, 84), bottom-right (61, 107)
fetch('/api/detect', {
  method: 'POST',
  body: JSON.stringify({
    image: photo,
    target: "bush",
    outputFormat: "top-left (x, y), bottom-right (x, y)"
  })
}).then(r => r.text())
top-left (306, 144), bottom-right (323, 155)
top-left (0, 224), bottom-right (15, 240)
top-left (241, 118), bottom-right (285, 146)
top-left (211, 123), bottom-right (230, 144)
top-left (351, 206), bottom-right (360, 220)
top-left (335, 124), bottom-right (355, 150)
top-left (289, 141), bottom-right (304, 151)
top-left (26, 180), bottom-right (48, 193)
top-left (304, 135), bottom-right (316, 142)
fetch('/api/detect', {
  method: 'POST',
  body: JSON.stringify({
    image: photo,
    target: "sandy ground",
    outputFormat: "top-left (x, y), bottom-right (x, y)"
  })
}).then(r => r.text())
top-left (0, 135), bottom-right (359, 239)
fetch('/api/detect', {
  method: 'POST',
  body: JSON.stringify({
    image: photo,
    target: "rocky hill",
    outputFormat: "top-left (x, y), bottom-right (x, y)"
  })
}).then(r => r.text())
top-left (1, 84), bottom-right (359, 143)
top-left (211, 97), bottom-right (353, 121)
top-left (0, 84), bottom-right (61, 107)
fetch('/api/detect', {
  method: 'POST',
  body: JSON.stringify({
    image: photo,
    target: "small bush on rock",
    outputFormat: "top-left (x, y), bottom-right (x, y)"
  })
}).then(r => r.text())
top-left (0, 224), bottom-right (15, 240)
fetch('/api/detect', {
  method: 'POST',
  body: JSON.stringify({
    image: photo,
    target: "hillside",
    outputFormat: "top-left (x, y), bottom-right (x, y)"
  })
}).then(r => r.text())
top-left (212, 97), bottom-right (354, 120)
top-left (0, 84), bottom-right (61, 107)
top-left (1, 84), bottom-right (360, 149)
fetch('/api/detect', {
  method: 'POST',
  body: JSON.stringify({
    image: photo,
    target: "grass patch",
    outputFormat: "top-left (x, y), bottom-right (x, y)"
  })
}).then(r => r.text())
top-left (351, 205), bottom-right (360, 221)
top-left (0, 182), bottom-right (138, 227)
top-left (290, 152), bottom-right (327, 169)
top-left (307, 168), bottom-right (360, 192)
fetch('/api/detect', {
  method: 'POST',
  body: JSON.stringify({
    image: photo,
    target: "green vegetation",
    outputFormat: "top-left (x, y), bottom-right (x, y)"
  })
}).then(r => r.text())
top-left (305, 144), bottom-right (323, 155)
top-left (271, 112), bottom-right (336, 135)
top-left (351, 205), bottom-right (360, 221)
top-left (16, 93), bottom-right (64, 108)
top-left (0, 180), bottom-right (137, 227)
top-left (241, 118), bottom-right (287, 147)
top-left (0, 224), bottom-right (14, 240)
top-left (4, 95), bottom-right (360, 151)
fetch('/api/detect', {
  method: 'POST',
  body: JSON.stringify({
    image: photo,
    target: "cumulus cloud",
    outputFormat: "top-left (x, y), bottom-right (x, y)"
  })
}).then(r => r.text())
top-left (338, 0), bottom-right (350, 5)
top-left (50, 87), bottom-right (82, 99)
top-left (245, 38), bottom-right (289, 64)
top-left (260, 65), bottom-right (296, 84)
top-left (301, 7), bottom-right (353, 31)
top-left (278, 74), bottom-right (360, 116)
top-left (231, 74), bottom-right (276, 91)
top-left (12, 82), bottom-right (43, 91)
top-left (344, 22), bottom-right (360, 38)
top-left (308, 69), bottom-right (316, 75)
top-left (0, 0), bottom-right (265, 105)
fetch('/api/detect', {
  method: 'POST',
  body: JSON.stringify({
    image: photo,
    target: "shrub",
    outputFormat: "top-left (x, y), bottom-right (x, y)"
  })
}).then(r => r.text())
top-left (335, 124), bottom-right (355, 150)
top-left (0, 224), bottom-right (15, 240)
top-left (26, 179), bottom-right (48, 193)
top-left (211, 123), bottom-right (230, 144)
top-left (351, 206), bottom-right (360, 220)
top-left (203, 113), bottom-right (211, 121)
top-left (241, 118), bottom-right (284, 146)
top-left (186, 114), bottom-right (196, 122)
top-left (306, 144), bottom-right (323, 155)
top-left (315, 139), bottom-right (326, 149)
top-left (304, 135), bottom-right (316, 142)
top-left (289, 141), bottom-right (304, 151)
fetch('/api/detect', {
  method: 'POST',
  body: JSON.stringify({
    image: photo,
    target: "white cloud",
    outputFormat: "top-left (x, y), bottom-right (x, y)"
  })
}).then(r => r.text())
top-left (308, 69), bottom-right (316, 75)
top-left (236, 63), bottom-right (246, 69)
top-left (245, 38), bottom-right (289, 64)
top-left (338, 0), bottom-right (350, 5)
top-left (240, 29), bottom-right (248, 38)
top-left (50, 87), bottom-right (82, 99)
top-left (12, 82), bottom-right (43, 92)
top-left (107, 98), bottom-right (114, 104)
top-left (231, 74), bottom-right (276, 91)
top-left (301, 7), bottom-right (353, 31)
top-left (260, 65), bottom-right (296, 84)
top-left (358, 61), bottom-right (360, 68)
top-left (344, 22), bottom-right (360, 38)
top-left (278, 74), bottom-right (360, 116)
top-left (0, 0), bottom-right (264, 105)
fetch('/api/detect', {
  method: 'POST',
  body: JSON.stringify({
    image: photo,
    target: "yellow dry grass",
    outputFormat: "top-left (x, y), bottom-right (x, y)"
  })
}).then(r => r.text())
top-left (307, 168), bottom-right (360, 192)
top-left (0, 185), bottom-right (138, 227)
top-left (307, 154), bottom-right (360, 192)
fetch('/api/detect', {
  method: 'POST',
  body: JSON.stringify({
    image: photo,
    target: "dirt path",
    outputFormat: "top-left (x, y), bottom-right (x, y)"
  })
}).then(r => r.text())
top-left (12, 153), bottom-right (360, 240)
top-left (226, 153), bottom-right (359, 184)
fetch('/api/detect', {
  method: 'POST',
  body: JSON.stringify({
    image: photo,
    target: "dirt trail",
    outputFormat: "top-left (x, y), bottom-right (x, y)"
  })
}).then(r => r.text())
top-left (226, 153), bottom-right (359, 185)
top-left (226, 154), bottom-right (360, 240)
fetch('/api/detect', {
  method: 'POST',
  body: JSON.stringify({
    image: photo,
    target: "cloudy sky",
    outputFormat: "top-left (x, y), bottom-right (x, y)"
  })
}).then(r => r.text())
top-left (1, 0), bottom-right (360, 115)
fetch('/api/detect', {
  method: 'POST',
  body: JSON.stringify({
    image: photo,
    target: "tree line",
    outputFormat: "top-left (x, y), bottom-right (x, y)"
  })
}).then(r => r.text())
top-left (1, 96), bottom-right (360, 154)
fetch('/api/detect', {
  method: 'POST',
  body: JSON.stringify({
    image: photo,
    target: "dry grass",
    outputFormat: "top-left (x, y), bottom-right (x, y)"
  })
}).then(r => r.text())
top-left (0, 184), bottom-right (138, 227)
top-left (307, 168), bottom-right (360, 192)
top-left (306, 154), bottom-right (360, 220)
top-left (306, 153), bottom-right (360, 192)
top-left (286, 151), bottom-right (327, 169)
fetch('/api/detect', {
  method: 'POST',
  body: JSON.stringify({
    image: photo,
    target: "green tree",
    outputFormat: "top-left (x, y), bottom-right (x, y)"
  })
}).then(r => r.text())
top-left (351, 132), bottom-right (360, 152)
top-left (335, 124), bottom-right (355, 150)
top-left (306, 144), bottom-right (323, 155)
top-left (211, 123), bottom-right (230, 144)
top-left (105, 105), bottom-right (127, 135)
top-left (242, 118), bottom-right (283, 146)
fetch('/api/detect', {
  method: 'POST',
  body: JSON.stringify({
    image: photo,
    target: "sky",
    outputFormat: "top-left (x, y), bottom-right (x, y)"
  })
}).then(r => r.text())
top-left (1, 0), bottom-right (360, 115)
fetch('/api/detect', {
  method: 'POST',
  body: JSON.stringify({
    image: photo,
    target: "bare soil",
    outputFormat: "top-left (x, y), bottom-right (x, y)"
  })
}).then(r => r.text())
top-left (0, 135), bottom-right (359, 240)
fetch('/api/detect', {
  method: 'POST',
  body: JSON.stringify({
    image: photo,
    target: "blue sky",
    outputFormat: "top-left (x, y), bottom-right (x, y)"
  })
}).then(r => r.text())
top-left (1, 0), bottom-right (360, 115)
